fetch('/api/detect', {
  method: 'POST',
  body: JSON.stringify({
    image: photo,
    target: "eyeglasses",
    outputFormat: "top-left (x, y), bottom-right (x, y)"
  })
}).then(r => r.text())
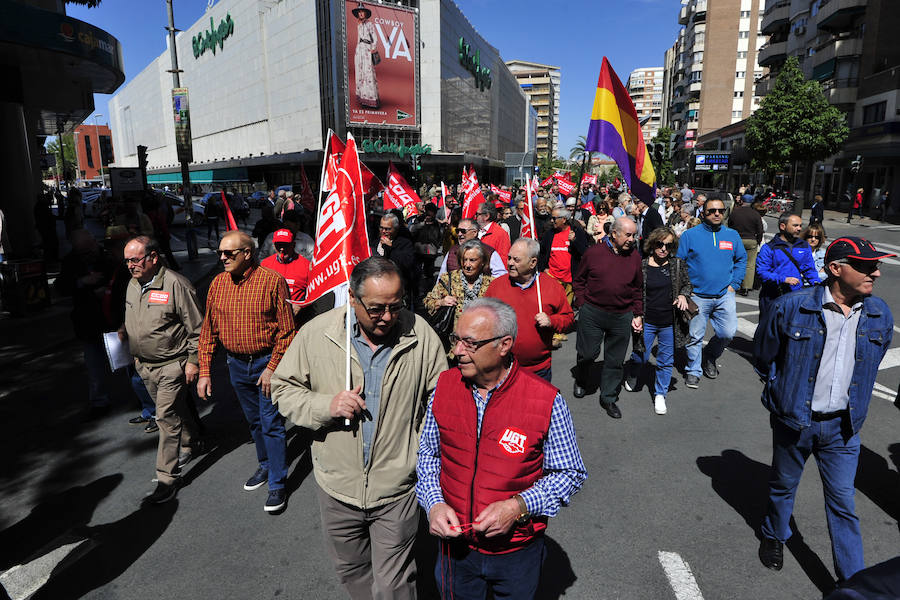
top-left (448, 333), bottom-right (504, 351)
top-left (706, 208), bottom-right (726, 214)
top-left (839, 260), bottom-right (881, 275)
top-left (654, 242), bottom-right (677, 252)
top-left (124, 254), bottom-right (149, 265)
top-left (457, 227), bottom-right (474, 234)
top-left (357, 298), bottom-right (406, 318)
top-left (218, 248), bottom-right (248, 259)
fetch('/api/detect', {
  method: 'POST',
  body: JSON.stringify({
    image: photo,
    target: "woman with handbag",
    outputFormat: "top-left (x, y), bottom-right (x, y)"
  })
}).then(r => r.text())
top-left (424, 239), bottom-right (493, 351)
top-left (624, 227), bottom-right (692, 415)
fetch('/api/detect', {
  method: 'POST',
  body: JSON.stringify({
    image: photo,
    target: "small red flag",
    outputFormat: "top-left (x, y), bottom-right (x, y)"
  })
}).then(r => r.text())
top-left (220, 190), bottom-right (239, 231)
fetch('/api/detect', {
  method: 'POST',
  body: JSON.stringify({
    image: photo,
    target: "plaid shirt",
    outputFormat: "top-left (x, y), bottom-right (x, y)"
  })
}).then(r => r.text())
top-left (198, 265), bottom-right (295, 377)
top-left (416, 373), bottom-right (587, 517)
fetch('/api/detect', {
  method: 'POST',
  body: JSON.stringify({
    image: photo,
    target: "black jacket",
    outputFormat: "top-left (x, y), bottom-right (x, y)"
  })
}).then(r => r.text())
top-left (809, 201), bottom-right (824, 225)
top-left (374, 235), bottom-right (416, 287)
top-left (538, 224), bottom-right (591, 277)
top-left (639, 207), bottom-right (664, 243)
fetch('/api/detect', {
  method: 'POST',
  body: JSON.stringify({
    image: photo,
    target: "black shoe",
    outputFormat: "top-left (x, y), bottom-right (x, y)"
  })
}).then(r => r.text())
top-left (623, 373), bottom-right (639, 392)
top-left (144, 418), bottom-right (159, 434)
top-left (178, 441), bottom-right (210, 469)
top-left (244, 466), bottom-right (269, 491)
top-left (264, 489), bottom-right (286, 513)
top-left (758, 537), bottom-right (783, 571)
top-left (685, 374), bottom-right (700, 389)
top-left (145, 481), bottom-right (178, 504)
top-left (573, 383), bottom-right (586, 398)
top-left (601, 402), bottom-right (622, 419)
top-left (737, 288), bottom-right (749, 297)
top-left (702, 358), bottom-right (719, 379)
top-left (129, 415), bottom-right (150, 425)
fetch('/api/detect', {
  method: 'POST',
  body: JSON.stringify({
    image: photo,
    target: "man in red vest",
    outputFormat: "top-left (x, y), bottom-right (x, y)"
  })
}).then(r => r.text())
top-left (417, 298), bottom-right (587, 598)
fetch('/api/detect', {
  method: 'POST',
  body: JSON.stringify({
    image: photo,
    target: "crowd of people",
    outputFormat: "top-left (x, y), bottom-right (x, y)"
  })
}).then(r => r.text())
top-left (51, 174), bottom-right (898, 598)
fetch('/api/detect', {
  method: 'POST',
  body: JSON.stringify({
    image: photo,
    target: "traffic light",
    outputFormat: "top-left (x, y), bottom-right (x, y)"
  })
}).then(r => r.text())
top-left (850, 155), bottom-right (862, 175)
top-left (412, 154), bottom-right (421, 171)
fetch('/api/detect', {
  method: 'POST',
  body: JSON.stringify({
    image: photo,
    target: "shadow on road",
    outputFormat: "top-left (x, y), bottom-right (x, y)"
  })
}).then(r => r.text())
top-left (537, 536), bottom-right (577, 598)
top-left (697, 449), bottom-right (836, 593)
top-left (855, 444), bottom-right (900, 534)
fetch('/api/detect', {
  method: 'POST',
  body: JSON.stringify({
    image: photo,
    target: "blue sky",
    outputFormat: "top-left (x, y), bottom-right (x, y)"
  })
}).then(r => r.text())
top-left (67, 0), bottom-right (682, 158)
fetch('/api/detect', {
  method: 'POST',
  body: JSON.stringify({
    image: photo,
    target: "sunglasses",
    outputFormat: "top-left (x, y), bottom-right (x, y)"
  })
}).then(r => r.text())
top-left (705, 208), bottom-right (726, 214)
top-left (218, 248), bottom-right (248, 259)
top-left (654, 242), bottom-right (677, 252)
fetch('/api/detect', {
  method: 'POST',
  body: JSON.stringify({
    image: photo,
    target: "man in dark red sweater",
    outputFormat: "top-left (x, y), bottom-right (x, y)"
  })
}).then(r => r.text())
top-left (486, 238), bottom-right (574, 383)
top-left (572, 217), bottom-right (643, 419)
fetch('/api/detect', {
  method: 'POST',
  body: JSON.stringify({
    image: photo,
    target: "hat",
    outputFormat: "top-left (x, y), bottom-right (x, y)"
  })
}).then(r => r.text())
top-left (825, 236), bottom-right (896, 264)
top-left (351, 2), bottom-right (371, 18)
top-left (565, 197), bottom-right (576, 207)
top-left (273, 228), bottom-right (295, 243)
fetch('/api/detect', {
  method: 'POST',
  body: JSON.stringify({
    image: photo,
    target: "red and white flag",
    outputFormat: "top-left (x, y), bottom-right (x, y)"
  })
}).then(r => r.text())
top-left (461, 166), bottom-right (485, 219)
top-left (540, 175), bottom-right (554, 187)
top-left (582, 199), bottom-right (596, 216)
top-left (304, 133), bottom-right (371, 305)
top-left (521, 175), bottom-right (535, 240)
top-left (384, 162), bottom-right (420, 211)
top-left (439, 182), bottom-right (447, 209)
top-left (530, 176), bottom-right (540, 194)
top-left (322, 131), bottom-right (346, 193)
top-left (556, 177), bottom-right (576, 196)
top-left (581, 173), bottom-right (597, 186)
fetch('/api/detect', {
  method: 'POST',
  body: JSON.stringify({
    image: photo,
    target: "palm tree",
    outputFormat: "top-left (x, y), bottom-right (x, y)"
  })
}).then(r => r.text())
top-left (569, 136), bottom-right (595, 201)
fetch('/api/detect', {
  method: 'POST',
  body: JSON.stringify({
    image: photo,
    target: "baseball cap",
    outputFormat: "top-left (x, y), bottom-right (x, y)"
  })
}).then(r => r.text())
top-left (824, 236), bottom-right (896, 264)
top-left (273, 228), bottom-right (295, 243)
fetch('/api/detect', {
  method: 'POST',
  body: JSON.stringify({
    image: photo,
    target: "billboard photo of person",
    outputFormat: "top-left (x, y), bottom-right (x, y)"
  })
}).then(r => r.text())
top-left (352, 2), bottom-right (379, 109)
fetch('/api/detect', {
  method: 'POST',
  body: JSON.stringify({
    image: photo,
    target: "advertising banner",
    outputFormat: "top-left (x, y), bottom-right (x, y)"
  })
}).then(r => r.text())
top-left (344, 0), bottom-right (418, 128)
top-left (172, 88), bottom-right (193, 164)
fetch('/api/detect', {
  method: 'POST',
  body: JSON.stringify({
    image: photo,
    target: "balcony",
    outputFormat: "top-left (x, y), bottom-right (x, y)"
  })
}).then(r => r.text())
top-left (761, 1), bottom-right (791, 35)
top-left (822, 78), bottom-right (859, 105)
top-left (689, 80), bottom-right (702, 94)
top-left (694, 0), bottom-right (707, 22)
top-left (757, 41), bottom-right (788, 67)
top-left (679, 4), bottom-right (689, 25)
top-left (817, 0), bottom-right (868, 32)
top-left (812, 36), bottom-right (863, 67)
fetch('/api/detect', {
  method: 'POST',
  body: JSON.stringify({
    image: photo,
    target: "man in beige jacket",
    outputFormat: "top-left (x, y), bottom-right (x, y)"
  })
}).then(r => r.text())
top-left (272, 256), bottom-right (446, 599)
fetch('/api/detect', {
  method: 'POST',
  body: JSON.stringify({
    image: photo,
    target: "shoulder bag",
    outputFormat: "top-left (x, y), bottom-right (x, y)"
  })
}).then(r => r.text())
top-left (427, 276), bottom-right (455, 339)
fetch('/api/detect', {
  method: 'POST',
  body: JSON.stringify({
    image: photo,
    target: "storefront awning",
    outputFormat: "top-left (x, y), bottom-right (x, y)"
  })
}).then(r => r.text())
top-left (146, 167), bottom-right (249, 185)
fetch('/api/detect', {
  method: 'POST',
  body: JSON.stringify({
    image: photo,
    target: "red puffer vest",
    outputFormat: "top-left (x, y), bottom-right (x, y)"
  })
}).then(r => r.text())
top-left (432, 360), bottom-right (556, 554)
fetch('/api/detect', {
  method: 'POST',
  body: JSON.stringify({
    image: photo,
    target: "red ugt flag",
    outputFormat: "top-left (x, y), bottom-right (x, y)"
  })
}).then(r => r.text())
top-left (304, 133), bottom-right (371, 305)
top-left (384, 162), bottom-right (420, 211)
top-left (461, 167), bottom-right (485, 219)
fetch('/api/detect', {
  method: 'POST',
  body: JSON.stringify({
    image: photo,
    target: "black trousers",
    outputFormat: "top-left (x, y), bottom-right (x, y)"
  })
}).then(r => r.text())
top-left (575, 302), bottom-right (633, 406)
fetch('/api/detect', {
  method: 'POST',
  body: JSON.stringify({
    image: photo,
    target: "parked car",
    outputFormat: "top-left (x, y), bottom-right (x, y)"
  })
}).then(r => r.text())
top-left (249, 190), bottom-right (269, 208)
top-left (153, 190), bottom-right (205, 227)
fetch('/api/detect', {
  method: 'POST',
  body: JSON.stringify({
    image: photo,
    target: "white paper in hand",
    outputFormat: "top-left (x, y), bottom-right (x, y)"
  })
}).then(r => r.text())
top-left (103, 331), bottom-right (133, 371)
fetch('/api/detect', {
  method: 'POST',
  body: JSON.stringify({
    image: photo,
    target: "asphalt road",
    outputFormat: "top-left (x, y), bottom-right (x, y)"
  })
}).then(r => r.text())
top-left (1, 211), bottom-right (898, 599)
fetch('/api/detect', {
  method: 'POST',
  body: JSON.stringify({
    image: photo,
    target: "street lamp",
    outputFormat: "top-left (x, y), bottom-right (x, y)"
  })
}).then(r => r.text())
top-left (92, 114), bottom-right (106, 188)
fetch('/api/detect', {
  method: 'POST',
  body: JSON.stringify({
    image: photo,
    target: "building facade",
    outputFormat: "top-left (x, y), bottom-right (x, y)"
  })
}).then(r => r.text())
top-left (108, 0), bottom-right (532, 190)
top-left (627, 67), bottom-right (664, 142)
top-left (505, 60), bottom-right (561, 159)
top-left (73, 124), bottom-right (114, 186)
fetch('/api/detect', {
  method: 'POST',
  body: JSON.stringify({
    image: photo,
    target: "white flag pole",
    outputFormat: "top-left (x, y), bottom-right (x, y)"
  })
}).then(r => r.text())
top-left (525, 174), bottom-right (543, 313)
top-left (344, 282), bottom-right (352, 427)
top-left (315, 129), bottom-right (334, 236)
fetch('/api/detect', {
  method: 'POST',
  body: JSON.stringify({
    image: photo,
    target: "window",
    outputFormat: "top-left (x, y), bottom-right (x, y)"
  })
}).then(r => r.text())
top-left (84, 135), bottom-right (94, 169)
top-left (740, 10), bottom-right (751, 17)
top-left (734, 91), bottom-right (744, 98)
top-left (736, 71), bottom-right (746, 78)
top-left (737, 51), bottom-right (747, 58)
top-left (862, 101), bottom-right (886, 124)
top-left (732, 110), bottom-right (743, 118)
top-left (690, 70), bottom-right (703, 82)
top-left (738, 31), bottom-right (749, 39)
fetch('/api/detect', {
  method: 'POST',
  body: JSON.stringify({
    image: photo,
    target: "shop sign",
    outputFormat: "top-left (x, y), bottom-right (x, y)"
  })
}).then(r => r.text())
top-left (360, 139), bottom-right (432, 157)
top-left (192, 13), bottom-right (234, 59)
top-left (458, 37), bottom-right (492, 91)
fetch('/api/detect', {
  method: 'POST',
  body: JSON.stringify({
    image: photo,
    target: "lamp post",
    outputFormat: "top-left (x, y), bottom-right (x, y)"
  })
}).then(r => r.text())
top-left (92, 114), bottom-right (106, 187)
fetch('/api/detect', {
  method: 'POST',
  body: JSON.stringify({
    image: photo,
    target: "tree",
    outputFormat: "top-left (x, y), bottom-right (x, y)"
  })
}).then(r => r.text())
top-left (649, 127), bottom-right (676, 188)
top-left (538, 153), bottom-right (567, 180)
top-left (569, 135), bottom-right (597, 198)
top-left (597, 165), bottom-right (623, 188)
top-left (745, 56), bottom-right (848, 209)
top-left (45, 134), bottom-right (77, 183)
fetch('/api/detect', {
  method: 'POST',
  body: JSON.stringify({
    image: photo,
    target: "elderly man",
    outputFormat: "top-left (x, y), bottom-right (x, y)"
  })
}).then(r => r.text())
top-left (572, 217), bottom-right (643, 419)
top-left (122, 236), bottom-right (204, 503)
top-left (754, 237), bottom-right (895, 580)
top-left (756, 212), bottom-right (820, 318)
top-left (439, 218), bottom-right (507, 278)
top-left (260, 227), bottom-right (310, 314)
top-left (375, 212), bottom-right (417, 298)
top-left (676, 196), bottom-right (747, 388)
top-left (417, 298), bottom-right (586, 598)
top-left (198, 231), bottom-right (295, 512)
top-left (486, 238), bottom-right (574, 382)
top-left (635, 196), bottom-right (665, 250)
top-left (476, 202), bottom-right (511, 262)
top-left (273, 257), bottom-right (446, 599)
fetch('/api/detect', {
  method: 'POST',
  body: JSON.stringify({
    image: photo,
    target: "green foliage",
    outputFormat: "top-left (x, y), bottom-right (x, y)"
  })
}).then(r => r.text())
top-left (649, 127), bottom-right (675, 187)
top-left (745, 56), bottom-right (848, 173)
top-left (598, 165), bottom-right (623, 187)
top-left (568, 135), bottom-right (596, 191)
top-left (44, 135), bottom-right (77, 182)
top-left (538, 153), bottom-right (567, 180)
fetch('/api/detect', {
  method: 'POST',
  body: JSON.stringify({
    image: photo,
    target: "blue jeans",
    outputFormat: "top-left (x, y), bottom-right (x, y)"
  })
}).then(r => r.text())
top-left (128, 365), bottom-right (155, 419)
top-left (226, 354), bottom-right (287, 490)
top-left (685, 291), bottom-right (737, 377)
top-left (435, 537), bottom-right (545, 599)
top-left (761, 416), bottom-right (863, 580)
top-left (632, 322), bottom-right (675, 397)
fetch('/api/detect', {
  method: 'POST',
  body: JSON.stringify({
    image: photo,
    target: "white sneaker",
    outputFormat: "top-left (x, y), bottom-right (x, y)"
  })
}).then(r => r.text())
top-left (654, 394), bottom-right (667, 415)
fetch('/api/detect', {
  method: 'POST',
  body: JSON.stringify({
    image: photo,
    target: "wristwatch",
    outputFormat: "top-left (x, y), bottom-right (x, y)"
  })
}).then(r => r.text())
top-left (513, 494), bottom-right (529, 524)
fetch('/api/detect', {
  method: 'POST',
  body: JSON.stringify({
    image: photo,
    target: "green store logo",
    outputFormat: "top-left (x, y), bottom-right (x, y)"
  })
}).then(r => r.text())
top-left (361, 139), bottom-right (432, 158)
top-left (458, 37), bottom-right (492, 92)
top-left (192, 13), bottom-right (234, 59)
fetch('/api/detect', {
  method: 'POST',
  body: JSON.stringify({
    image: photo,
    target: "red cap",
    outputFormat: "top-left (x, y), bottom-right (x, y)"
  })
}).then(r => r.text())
top-left (273, 229), bottom-right (294, 243)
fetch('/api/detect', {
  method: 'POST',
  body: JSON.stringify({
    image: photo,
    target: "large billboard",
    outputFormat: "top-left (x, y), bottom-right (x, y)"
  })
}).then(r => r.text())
top-left (343, 0), bottom-right (418, 128)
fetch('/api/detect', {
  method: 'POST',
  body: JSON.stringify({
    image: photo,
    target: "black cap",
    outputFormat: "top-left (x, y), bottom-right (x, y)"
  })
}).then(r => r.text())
top-left (824, 236), bottom-right (897, 264)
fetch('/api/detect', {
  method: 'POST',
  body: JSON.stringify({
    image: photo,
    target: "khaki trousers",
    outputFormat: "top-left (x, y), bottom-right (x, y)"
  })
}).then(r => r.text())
top-left (317, 485), bottom-right (419, 600)
top-left (135, 357), bottom-right (197, 485)
top-left (742, 239), bottom-right (759, 290)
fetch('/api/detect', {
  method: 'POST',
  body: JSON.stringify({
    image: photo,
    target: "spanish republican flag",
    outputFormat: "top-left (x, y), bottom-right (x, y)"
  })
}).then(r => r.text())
top-left (585, 57), bottom-right (656, 203)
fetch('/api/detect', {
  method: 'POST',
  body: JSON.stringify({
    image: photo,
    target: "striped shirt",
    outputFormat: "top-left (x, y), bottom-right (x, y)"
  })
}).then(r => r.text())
top-left (198, 265), bottom-right (295, 377)
top-left (416, 381), bottom-right (587, 518)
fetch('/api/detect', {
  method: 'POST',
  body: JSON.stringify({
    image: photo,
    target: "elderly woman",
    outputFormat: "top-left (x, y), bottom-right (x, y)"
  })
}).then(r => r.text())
top-left (625, 226), bottom-right (692, 415)
top-left (586, 201), bottom-right (614, 242)
top-left (424, 238), bottom-right (493, 342)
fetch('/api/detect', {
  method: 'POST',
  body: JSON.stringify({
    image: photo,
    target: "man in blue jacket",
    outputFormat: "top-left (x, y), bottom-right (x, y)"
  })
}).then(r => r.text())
top-left (676, 197), bottom-right (747, 388)
top-left (756, 212), bottom-right (820, 319)
top-left (754, 236), bottom-right (895, 581)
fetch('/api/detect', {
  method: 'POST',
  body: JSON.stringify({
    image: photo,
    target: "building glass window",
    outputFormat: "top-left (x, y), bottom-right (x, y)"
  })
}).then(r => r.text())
top-left (736, 71), bottom-right (746, 78)
top-left (862, 101), bottom-right (886, 124)
top-left (734, 91), bottom-right (744, 98)
top-left (737, 51), bottom-right (747, 58)
top-left (738, 31), bottom-right (749, 39)
top-left (84, 135), bottom-right (94, 169)
top-left (732, 110), bottom-right (743, 118)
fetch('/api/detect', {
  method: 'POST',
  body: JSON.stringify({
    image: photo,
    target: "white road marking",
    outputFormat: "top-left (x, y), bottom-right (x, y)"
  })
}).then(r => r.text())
top-left (0, 538), bottom-right (90, 600)
top-left (734, 296), bottom-right (758, 307)
top-left (658, 551), bottom-right (704, 600)
top-left (737, 310), bottom-right (760, 317)
top-left (737, 317), bottom-right (758, 339)
top-left (879, 347), bottom-right (900, 371)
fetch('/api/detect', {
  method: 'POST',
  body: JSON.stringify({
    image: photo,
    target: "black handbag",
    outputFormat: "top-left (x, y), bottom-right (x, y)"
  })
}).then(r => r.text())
top-left (371, 51), bottom-right (381, 65)
top-left (427, 278), bottom-right (455, 338)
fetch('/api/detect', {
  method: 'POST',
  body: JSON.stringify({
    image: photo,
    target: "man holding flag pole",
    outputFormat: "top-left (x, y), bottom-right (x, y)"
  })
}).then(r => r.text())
top-left (272, 134), bottom-right (447, 599)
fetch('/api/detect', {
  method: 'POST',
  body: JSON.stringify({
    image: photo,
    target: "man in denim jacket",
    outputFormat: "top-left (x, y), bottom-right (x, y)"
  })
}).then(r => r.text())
top-left (753, 237), bottom-right (895, 581)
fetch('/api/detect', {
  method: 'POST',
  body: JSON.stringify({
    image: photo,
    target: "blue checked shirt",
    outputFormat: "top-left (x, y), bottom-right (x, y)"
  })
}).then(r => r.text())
top-left (416, 372), bottom-right (587, 517)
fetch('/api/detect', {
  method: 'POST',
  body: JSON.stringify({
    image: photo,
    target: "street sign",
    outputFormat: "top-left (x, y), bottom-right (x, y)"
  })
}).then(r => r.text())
top-left (108, 167), bottom-right (145, 193)
top-left (172, 88), bottom-right (194, 163)
top-left (693, 152), bottom-right (729, 172)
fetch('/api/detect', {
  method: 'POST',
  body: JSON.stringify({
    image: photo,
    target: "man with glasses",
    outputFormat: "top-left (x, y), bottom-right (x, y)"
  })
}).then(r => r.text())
top-left (476, 202), bottom-right (511, 263)
top-left (754, 237), bottom-right (895, 579)
top-left (438, 218), bottom-right (507, 277)
top-left (417, 298), bottom-right (586, 598)
top-left (755, 213), bottom-right (820, 319)
top-left (272, 257), bottom-right (446, 599)
top-left (198, 231), bottom-right (295, 513)
top-left (573, 217), bottom-right (644, 419)
top-left (122, 236), bottom-right (204, 504)
top-left (676, 196), bottom-right (747, 389)
top-left (260, 228), bottom-right (310, 316)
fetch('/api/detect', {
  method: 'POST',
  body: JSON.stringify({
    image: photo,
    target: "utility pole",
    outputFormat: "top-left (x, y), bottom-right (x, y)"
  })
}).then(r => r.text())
top-left (166, 0), bottom-right (198, 259)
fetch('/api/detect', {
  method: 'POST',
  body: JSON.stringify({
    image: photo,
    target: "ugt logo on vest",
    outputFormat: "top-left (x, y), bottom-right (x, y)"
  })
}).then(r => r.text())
top-left (499, 428), bottom-right (527, 455)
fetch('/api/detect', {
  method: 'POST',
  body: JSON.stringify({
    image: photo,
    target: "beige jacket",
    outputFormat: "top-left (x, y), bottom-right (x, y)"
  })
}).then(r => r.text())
top-left (272, 306), bottom-right (447, 509)
top-left (124, 267), bottom-right (203, 365)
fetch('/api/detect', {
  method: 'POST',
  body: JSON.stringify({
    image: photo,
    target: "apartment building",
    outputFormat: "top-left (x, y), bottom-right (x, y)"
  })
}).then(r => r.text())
top-left (506, 60), bottom-right (561, 158)
top-left (627, 67), bottom-right (665, 142)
